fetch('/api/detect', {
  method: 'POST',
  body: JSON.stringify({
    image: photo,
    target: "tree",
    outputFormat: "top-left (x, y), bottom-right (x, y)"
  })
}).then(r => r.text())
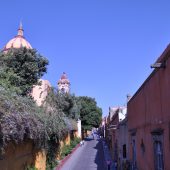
top-left (58, 93), bottom-right (81, 119)
top-left (56, 93), bottom-right (74, 117)
top-left (48, 89), bottom-right (80, 119)
top-left (78, 96), bottom-right (102, 131)
top-left (69, 96), bottom-right (81, 120)
top-left (0, 47), bottom-right (48, 95)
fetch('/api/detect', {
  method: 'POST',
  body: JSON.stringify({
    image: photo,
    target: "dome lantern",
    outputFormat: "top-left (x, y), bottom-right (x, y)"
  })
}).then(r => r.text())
top-left (17, 22), bottom-right (24, 36)
top-left (3, 22), bottom-right (32, 52)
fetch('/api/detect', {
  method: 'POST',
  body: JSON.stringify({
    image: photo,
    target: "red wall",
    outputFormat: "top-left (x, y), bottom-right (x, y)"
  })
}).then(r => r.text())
top-left (128, 46), bottom-right (170, 170)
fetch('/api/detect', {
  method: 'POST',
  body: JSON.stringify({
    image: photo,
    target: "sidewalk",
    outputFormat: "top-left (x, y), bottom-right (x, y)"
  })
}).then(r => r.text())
top-left (101, 139), bottom-right (116, 170)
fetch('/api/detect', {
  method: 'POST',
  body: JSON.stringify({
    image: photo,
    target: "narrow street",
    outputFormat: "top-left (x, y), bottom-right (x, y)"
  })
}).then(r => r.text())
top-left (60, 137), bottom-right (107, 170)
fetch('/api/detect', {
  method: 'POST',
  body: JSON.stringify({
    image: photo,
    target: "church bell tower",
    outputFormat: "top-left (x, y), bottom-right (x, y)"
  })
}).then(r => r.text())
top-left (57, 72), bottom-right (70, 94)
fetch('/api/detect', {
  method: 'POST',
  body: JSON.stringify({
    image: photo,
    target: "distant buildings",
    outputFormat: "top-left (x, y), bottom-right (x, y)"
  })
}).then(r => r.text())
top-left (105, 106), bottom-right (127, 163)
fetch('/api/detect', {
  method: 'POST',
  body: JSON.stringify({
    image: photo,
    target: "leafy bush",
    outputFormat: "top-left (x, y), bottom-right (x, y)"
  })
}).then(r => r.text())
top-left (0, 86), bottom-right (46, 151)
top-left (46, 157), bottom-right (59, 170)
top-left (61, 144), bottom-right (72, 158)
top-left (70, 137), bottom-right (81, 148)
top-left (0, 86), bottom-right (68, 153)
top-left (25, 165), bottom-right (38, 170)
top-left (60, 137), bottom-right (81, 159)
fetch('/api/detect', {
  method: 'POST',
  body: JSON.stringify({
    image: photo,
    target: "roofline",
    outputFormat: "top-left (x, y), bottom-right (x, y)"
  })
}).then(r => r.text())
top-left (128, 43), bottom-right (170, 104)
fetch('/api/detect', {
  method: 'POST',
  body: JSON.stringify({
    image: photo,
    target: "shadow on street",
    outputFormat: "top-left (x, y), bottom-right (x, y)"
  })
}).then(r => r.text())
top-left (93, 139), bottom-right (107, 170)
top-left (84, 137), bottom-right (94, 141)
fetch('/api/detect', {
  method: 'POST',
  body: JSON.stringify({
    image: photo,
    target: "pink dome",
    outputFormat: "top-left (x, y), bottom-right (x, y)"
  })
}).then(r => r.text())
top-left (3, 23), bottom-right (32, 51)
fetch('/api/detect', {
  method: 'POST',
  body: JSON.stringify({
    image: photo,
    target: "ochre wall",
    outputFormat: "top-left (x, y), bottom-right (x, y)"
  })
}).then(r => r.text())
top-left (0, 133), bottom-right (75, 169)
top-left (56, 132), bottom-right (71, 160)
top-left (34, 150), bottom-right (46, 170)
top-left (0, 141), bottom-right (46, 170)
top-left (70, 130), bottom-right (78, 139)
top-left (65, 133), bottom-right (71, 145)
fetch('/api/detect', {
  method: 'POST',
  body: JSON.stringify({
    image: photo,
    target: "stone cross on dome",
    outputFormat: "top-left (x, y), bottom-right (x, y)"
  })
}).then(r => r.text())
top-left (17, 21), bottom-right (24, 36)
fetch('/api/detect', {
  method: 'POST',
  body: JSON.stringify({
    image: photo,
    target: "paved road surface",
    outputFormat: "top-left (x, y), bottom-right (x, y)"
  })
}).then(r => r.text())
top-left (60, 138), bottom-right (106, 170)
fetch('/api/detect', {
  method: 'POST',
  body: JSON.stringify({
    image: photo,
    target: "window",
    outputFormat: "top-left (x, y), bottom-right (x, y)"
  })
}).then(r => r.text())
top-left (153, 140), bottom-right (164, 170)
top-left (152, 130), bottom-right (164, 170)
top-left (132, 138), bottom-right (137, 170)
top-left (123, 144), bottom-right (126, 158)
top-left (130, 130), bottom-right (137, 170)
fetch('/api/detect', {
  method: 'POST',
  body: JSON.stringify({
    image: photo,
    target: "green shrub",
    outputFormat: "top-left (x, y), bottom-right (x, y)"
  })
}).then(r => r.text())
top-left (60, 137), bottom-right (81, 159)
top-left (70, 137), bottom-right (81, 148)
top-left (46, 159), bottom-right (58, 170)
top-left (61, 145), bottom-right (72, 158)
top-left (25, 165), bottom-right (38, 170)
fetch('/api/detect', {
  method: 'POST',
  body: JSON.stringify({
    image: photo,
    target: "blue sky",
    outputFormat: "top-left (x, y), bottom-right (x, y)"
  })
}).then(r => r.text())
top-left (0, 1), bottom-right (170, 116)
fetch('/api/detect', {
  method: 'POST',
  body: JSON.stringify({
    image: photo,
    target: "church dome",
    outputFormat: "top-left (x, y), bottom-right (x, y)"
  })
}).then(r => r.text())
top-left (3, 23), bottom-right (32, 52)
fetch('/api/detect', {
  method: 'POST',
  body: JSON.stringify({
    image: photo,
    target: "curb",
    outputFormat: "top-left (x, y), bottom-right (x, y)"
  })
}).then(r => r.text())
top-left (55, 144), bottom-right (80, 170)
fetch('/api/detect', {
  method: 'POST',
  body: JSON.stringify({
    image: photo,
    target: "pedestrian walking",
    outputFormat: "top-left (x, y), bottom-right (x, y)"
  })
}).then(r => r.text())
top-left (106, 160), bottom-right (111, 170)
top-left (114, 161), bottom-right (118, 170)
top-left (92, 132), bottom-right (94, 139)
top-left (80, 140), bottom-right (85, 146)
top-left (80, 140), bottom-right (83, 146)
